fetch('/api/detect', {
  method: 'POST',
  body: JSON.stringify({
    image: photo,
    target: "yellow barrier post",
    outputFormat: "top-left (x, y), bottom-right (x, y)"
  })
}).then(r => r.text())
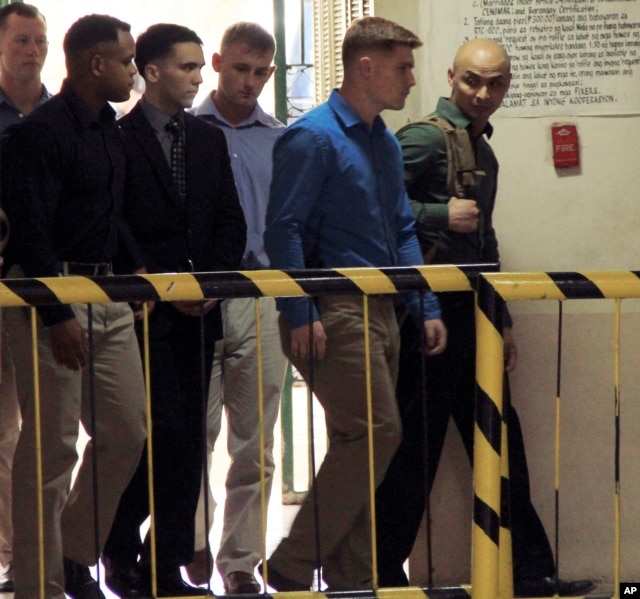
top-left (472, 276), bottom-right (506, 599)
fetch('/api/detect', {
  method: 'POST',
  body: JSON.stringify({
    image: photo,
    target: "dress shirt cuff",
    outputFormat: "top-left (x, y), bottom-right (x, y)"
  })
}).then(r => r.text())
top-left (39, 304), bottom-right (77, 328)
top-left (411, 201), bottom-right (450, 233)
top-left (276, 296), bottom-right (319, 329)
top-left (406, 290), bottom-right (442, 323)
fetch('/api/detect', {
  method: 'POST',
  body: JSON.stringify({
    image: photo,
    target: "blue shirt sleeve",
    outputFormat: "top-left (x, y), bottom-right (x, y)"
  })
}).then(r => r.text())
top-left (265, 117), bottom-right (441, 326)
top-left (265, 126), bottom-right (325, 328)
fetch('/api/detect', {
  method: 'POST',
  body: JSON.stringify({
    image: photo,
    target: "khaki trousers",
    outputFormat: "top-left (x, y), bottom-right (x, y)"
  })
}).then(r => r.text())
top-left (0, 328), bottom-right (18, 570)
top-left (193, 296), bottom-right (287, 576)
top-left (6, 298), bottom-right (146, 599)
top-left (268, 295), bottom-right (401, 590)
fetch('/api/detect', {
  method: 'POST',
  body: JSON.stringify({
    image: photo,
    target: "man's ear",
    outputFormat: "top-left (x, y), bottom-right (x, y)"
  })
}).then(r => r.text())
top-left (358, 55), bottom-right (373, 79)
top-left (145, 63), bottom-right (161, 84)
top-left (90, 54), bottom-right (103, 77)
top-left (211, 52), bottom-right (222, 73)
top-left (447, 67), bottom-right (455, 88)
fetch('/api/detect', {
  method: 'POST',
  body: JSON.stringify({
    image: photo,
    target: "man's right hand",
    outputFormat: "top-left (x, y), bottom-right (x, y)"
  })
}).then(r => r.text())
top-left (50, 317), bottom-right (89, 371)
top-left (448, 197), bottom-right (480, 233)
top-left (289, 321), bottom-right (327, 360)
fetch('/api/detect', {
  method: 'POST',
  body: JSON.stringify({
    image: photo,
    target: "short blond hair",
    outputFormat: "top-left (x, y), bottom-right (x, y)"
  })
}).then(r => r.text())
top-left (220, 21), bottom-right (275, 56)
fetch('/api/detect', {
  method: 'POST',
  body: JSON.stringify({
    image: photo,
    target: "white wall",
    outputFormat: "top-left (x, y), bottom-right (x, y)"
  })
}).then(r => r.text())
top-left (375, 0), bottom-right (640, 588)
top-left (35, 0), bottom-right (276, 114)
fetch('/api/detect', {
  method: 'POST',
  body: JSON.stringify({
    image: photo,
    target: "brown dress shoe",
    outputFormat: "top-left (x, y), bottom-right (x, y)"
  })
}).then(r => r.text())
top-left (185, 548), bottom-right (214, 586)
top-left (223, 571), bottom-right (261, 594)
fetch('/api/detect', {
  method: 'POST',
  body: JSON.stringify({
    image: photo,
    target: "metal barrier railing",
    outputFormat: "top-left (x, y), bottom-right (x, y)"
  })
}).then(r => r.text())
top-left (473, 271), bottom-right (640, 599)
top-left (3, 265), bottom-right (628, 599)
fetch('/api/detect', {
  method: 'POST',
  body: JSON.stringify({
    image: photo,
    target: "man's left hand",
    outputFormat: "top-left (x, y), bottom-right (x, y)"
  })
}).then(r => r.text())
top-left (423, 318), bottom-right (447, 355)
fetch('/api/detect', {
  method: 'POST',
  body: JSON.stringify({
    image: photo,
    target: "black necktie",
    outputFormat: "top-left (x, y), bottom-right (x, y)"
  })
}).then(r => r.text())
top-left (165, 117), bottom-right (186, 204)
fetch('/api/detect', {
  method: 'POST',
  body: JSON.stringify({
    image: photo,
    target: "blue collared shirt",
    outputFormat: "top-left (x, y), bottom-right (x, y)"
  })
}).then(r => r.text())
top-left (265, 89), bottom-right (441, 328)
top-left (195, 92), bottom-right (284, 270)
top-left (0, 84), bottom-right (51, 132)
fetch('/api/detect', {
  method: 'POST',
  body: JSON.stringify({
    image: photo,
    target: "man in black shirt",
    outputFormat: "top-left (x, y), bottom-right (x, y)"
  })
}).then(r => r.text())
top-left (1, 14), bottom-right (146, 599)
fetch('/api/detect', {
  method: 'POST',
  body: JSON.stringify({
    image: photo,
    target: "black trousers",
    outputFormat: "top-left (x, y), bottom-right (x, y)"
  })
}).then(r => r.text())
top-left (375, 292), bottom-right (555, 587)
top-left (103, 303), bottom-right (218, 574)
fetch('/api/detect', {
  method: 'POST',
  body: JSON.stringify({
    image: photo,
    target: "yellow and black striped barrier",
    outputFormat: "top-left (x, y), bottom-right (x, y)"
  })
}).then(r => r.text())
top-left (0, 264), bottom-right (488, 308)
top-left (1, 264), bottom-right (487, 599)
top-left (7, 264), bottom-right (627, 599)
top-left (472, 270), bottom-right (639, 599)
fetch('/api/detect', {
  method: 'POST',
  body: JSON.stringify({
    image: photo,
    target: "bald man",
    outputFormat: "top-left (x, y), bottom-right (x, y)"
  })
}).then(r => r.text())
top-left (375, 39), bottom-right (594, 597)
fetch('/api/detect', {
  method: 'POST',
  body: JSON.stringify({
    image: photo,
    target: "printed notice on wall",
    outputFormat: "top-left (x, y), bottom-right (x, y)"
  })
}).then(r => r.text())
top-left (429, 0), bottom-right (640, 117)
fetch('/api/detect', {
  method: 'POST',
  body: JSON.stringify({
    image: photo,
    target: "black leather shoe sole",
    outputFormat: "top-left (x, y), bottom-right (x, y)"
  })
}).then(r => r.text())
top-left (257, 562), bottom-right (308, 592)
top-left (102, 556), bottom-right (150, 598)
top-left (515, 576), bottom-right (596, 597)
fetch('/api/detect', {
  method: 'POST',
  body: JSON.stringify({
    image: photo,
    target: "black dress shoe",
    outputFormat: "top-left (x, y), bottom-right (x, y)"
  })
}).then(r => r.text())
top-left (223, 571), bottom-right (261, 594)
top-left (102, 556), bottom-right (150, 598)
top-left (63, 557), bottom-right (106, 599)
top-left (377, 568), bottom-right (409, 589)
top-left (515, 576), bottom-right (596, 597)
top-left (257, 561), bottom-right (308, 592)
top-left (155, 570), bottom-right (212, 597)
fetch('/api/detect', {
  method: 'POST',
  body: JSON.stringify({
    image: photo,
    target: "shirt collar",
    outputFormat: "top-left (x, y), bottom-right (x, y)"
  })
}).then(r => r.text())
top-left (328, 88), bottom-right (387, 134)
top-left (435, 96), bottom-right (493, 139)
top-left (0, 84), bottom-right (51, 111)
top-left (60, 80), bottom-right (116, 128)
top-left (194, 90), bottom-right (274, 129)
top-left (140, 96), bottom-right (184, 131)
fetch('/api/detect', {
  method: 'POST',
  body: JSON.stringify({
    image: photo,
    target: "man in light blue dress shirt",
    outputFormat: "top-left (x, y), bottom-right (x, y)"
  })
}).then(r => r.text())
top-left (189, 22), bottom-right (288, 595)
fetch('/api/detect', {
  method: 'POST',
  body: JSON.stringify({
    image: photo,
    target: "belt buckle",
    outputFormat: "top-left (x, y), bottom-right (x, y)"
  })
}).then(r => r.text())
top-left (96, 262), bottom-right (112, 276)
top-left (60, 261), bottom-right (111, 276)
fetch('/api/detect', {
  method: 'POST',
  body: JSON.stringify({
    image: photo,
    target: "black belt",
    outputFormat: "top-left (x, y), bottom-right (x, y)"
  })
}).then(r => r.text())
top-left (57, 261), bottom-right (113, 276)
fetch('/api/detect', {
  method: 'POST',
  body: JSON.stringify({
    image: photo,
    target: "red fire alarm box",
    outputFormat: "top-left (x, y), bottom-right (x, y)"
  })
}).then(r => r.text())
top-left (551, 124), bottom-right (579, 168)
